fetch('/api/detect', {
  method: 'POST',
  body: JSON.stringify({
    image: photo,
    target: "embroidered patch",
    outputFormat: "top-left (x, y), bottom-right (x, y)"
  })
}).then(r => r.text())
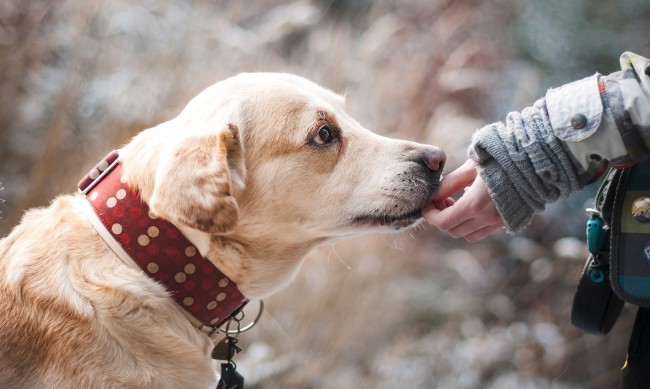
top-left (632, 196), bottom-right (650, 223)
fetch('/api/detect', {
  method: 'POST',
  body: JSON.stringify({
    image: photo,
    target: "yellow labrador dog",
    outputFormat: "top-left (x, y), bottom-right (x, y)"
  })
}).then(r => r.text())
top-left (0, 73), bottom-right (444, 388)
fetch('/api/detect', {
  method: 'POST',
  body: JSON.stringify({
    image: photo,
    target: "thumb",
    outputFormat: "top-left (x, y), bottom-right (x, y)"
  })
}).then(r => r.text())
top-left (433, 159), bottom-right (478, 200)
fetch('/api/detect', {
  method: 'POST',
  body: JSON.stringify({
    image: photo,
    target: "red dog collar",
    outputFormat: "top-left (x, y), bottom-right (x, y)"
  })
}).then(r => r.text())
top-left (78, 151), bottom-right (247, 329)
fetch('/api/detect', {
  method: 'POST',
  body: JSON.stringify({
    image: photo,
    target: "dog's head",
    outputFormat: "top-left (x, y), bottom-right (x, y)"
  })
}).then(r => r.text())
top-left (121, 73), bottom-right (444, 297)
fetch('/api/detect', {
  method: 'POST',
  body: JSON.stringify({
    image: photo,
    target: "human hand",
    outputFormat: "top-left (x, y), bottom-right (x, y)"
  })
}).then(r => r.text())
top-left (423, 159), bottom-right (505, 241)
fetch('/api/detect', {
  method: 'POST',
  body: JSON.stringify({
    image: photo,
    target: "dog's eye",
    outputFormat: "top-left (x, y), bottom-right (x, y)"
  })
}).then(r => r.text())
top-left (313, 126), bottom-right (335, 145)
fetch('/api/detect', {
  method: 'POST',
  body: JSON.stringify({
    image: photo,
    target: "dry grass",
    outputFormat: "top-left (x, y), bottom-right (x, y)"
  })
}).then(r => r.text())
top-left (1, 0), bottom-right (649, 387)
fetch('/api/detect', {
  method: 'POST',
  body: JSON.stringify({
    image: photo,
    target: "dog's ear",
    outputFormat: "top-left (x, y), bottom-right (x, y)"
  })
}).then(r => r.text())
top-left (149, 124), bottom-right (245, 234)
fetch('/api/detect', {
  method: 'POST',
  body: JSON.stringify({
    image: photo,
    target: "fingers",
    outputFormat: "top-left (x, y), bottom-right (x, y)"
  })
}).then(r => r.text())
top-left (447, 217), bottom-right (504, 240)
top-left (422, 200), bottom-right (470, 230)
top-left (433, 159), bottom-right (477, 200)
top-left (447, 218), bottom-right (487, 238)
top-left (464, 225), bottom-right (504, 242)
top-left (422, 197), bottom-right (455, 213)
top-left (423, 170), bottom-right (505, 241)
top-left (440, 197), bottom-right (455, 209)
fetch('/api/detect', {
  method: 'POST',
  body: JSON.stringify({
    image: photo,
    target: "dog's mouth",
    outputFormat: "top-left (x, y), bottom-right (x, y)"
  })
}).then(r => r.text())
top-left (352, 207), bottom-right (423, 230)
top-left (349, 169), bottom-right (441, 231)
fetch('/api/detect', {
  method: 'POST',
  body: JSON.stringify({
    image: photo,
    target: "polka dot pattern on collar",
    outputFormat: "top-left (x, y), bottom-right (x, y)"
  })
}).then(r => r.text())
top-left (82, 156), bottom-right (247, 328)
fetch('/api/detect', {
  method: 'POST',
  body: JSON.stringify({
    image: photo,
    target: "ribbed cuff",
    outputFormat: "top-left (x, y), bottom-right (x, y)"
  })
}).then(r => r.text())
top-left (475, 159), bottom-right (534, 233)
top-left (468, 99), bottom-right (583, 234)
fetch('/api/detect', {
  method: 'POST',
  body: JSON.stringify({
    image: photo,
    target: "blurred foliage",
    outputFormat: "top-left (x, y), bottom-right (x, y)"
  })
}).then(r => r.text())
top-left (1, 0), bottom-right (649, 387)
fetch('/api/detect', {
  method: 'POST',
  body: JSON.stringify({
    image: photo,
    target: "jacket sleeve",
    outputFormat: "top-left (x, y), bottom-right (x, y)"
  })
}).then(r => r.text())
top-left (468, 52), bottom-right (650, 233)
top-left (546, 52), bottom-right (650, 170)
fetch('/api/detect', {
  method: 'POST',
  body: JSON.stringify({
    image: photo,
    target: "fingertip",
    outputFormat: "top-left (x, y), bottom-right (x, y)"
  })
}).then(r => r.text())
top-left (422, 207), bottom-right (441, 224)
top-left (433, 161), bottom-right (478, 200)
top-left (432, 199), bottom-right (448, 210)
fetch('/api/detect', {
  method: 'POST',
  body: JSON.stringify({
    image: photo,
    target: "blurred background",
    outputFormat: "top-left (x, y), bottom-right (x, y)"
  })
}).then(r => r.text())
top-left (1, 0), bottom-right (649, 387)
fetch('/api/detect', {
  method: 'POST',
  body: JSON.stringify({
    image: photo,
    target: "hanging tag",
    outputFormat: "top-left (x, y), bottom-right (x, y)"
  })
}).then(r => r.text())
top-left (217, 362), bottom-right (244, 389)
top-left (585, 208), bottom-right (606, 254)
top-left (211, 338), bottom-right (230, 361)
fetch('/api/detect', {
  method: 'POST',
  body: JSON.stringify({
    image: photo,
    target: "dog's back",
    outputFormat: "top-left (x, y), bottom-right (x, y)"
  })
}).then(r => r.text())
top-left (0, 196), bottom-right (217, 388)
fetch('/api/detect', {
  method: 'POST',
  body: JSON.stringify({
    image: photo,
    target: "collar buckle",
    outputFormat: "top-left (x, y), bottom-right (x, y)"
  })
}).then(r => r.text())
top-left (78, 150), bottom-right (121, 195)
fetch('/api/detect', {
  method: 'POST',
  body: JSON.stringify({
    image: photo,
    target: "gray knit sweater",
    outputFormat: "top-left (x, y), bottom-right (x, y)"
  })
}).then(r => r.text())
top-left (468, 99), bottom-right (584, 233)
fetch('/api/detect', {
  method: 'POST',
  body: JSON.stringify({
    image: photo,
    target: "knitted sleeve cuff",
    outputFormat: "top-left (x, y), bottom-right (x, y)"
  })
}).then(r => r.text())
top-left (475, 158), bottom-right (535, 233)
top-left (468, 99), bottom-right (584, 233)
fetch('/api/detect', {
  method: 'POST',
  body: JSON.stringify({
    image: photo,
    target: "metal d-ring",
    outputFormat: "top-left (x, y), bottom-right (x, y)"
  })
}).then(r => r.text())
top-left (221, 300), bottom-right (264, 335)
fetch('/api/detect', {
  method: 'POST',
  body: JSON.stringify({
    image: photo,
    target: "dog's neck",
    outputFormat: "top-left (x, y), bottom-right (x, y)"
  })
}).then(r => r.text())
top-left (206, 231), bottom-right (325, 300)
top-left (151, 200), bottom-right (323, 300)
top-left (79, 151), bottom-right (248, 330)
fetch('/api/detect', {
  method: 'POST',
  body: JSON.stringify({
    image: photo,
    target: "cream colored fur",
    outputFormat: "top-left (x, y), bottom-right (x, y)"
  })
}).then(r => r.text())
top-left (0, 73), bottom-right (444, 388)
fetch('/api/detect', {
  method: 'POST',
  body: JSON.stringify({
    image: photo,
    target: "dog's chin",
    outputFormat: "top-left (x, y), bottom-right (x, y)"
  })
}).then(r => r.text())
top-left (352, 208), bottom-right (423, 230)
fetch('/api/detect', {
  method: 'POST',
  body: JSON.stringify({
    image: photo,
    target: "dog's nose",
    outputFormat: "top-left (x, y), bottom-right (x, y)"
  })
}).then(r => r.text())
top-left (421, 148), bottom-right (446, 173)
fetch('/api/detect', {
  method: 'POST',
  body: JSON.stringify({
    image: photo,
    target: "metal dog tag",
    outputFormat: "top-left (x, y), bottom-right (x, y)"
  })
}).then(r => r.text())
top-left (211, 338), bottom-right (230, 361)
